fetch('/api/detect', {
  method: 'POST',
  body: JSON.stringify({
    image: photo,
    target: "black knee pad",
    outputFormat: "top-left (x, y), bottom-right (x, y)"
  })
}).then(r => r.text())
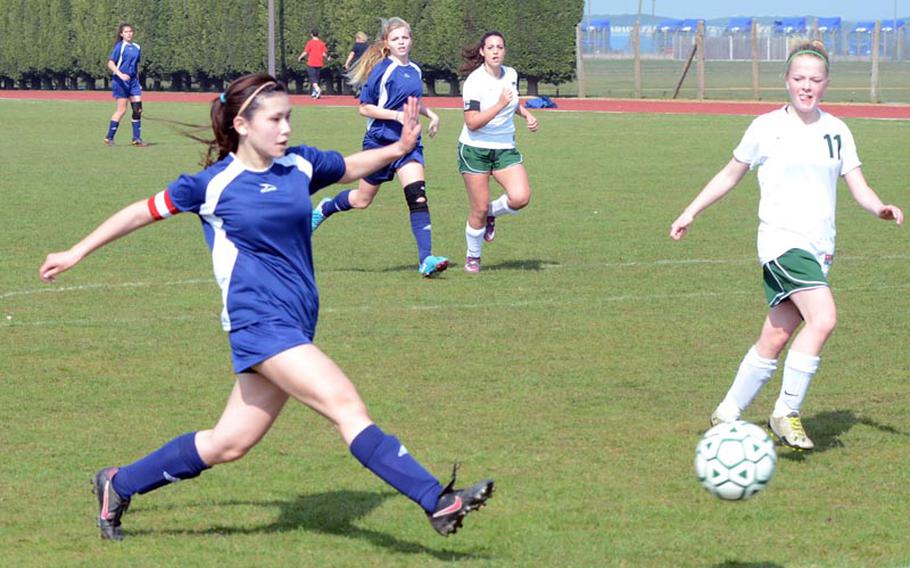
top-left (131, 101), bottom-right (142, 120)
top-left (403, 181), bottom-right (428, 213)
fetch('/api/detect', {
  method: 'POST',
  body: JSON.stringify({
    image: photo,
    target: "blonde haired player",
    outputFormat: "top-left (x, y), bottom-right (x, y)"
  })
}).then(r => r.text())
top-left (670, 40), bottom-right (903, 449)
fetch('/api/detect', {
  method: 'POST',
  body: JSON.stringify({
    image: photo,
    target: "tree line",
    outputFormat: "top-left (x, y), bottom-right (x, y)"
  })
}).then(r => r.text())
top-left (0, 0), bottom-right (583, 95)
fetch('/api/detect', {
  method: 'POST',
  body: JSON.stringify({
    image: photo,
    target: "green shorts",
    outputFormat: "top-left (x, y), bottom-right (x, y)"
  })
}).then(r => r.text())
top-left (762, 248), bottom-right (830, 307)
top-left (458, 142), bottom-right (523, 174)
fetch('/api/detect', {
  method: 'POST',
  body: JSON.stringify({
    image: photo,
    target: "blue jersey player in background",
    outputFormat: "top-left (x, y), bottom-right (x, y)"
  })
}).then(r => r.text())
top-left (40, 73), bottom-right (493, 541)
top-left (310, 17), bottom-right (449, 277)
top-left (104, 23), bottom-right (147, 147)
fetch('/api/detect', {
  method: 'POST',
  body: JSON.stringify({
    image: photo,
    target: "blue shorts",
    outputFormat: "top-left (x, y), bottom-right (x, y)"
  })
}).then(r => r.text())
top-left (112, 77), bottom-right (141, 99)
top-left (362, 136), bottom-right (424, 185)
top-left (228, 319), bottom-right (314, 374)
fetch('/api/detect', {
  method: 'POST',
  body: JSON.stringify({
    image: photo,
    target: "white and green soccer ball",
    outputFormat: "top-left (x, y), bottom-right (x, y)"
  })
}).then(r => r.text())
top-left (695, 420), bottom-right (777, 501)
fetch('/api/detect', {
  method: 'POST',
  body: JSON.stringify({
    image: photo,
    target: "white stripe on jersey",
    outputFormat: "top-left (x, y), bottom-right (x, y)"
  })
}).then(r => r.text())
top-left (200, 160), bottom-right (245, 331)
top-left (367, 62), bottom-right (401, 131)
top-left (275, 152), bottom-right (314, 178)
top-left (116, 42), bottom-right (125, 71)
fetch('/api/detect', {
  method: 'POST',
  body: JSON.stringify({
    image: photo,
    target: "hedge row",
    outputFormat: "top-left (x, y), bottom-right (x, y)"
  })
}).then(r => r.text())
top-left (0, 0), bottom-right (583, 95)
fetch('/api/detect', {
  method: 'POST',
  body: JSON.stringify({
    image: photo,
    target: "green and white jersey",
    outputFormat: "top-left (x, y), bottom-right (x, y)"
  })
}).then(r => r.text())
top-left (459, 65), bottom-right (519, 149)
top-left (733, 106), bottom-right (861, 267)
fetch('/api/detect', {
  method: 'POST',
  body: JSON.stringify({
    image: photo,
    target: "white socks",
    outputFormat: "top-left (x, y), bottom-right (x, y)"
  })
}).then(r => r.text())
top-left (465, 222), bottom-right (484, 257)
top-left (716, 346), bottom-right (778, 421)
top-left (773, 350), bottom-right (820, 417)
top-left (488, 195), bottom-right (516, 217)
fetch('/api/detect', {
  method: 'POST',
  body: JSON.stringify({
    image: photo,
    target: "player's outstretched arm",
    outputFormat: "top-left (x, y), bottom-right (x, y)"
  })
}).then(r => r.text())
top-left (670, 158), bottom-right (750, 240)
top-left (39, 200), bottom-right (156, 282)
top-left (843, 167), bottom-right (904, 225)
top-left (340, 97), bottom-right (421, 184)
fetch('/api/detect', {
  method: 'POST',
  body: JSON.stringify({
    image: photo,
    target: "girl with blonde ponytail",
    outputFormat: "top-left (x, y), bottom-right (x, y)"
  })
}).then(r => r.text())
top-left (313, 17), bottom-right (450, 278)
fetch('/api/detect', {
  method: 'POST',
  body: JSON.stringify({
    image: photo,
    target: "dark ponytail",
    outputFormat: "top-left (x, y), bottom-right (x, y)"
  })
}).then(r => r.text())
top-left (114, 22), bottom-right (131, 46)
top-left (203, 73), bottom-right (287, 167)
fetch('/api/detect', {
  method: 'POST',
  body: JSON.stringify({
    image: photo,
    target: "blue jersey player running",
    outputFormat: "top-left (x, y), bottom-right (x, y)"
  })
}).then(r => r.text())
top-left (310, 17), bottom-right (449, 277)
top-left (104, 23), bottom-right (147, 147)
top-left (40, 73), bottom-right (493, 541)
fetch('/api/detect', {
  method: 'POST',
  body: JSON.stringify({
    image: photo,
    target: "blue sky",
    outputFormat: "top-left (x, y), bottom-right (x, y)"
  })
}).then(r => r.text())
top-left (589, 0), bottom-right (905, 20)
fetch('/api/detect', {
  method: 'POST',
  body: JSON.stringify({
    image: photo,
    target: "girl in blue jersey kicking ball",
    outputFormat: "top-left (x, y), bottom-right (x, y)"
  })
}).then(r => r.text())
top-left (104, 23), bottom-right (148, 147)
top-left (40, 73), bottom-right (493, 541)
top-left (310, 17), bottom-right (449, 277)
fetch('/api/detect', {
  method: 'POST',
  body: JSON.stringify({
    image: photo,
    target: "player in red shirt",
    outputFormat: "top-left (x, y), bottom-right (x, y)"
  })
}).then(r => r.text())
top-left (297, 29), bottom-right (329, 99)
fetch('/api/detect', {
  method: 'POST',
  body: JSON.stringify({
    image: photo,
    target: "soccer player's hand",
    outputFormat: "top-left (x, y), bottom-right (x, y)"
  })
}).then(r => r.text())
top-left (397, 97), bottom-right (421, 154)
top-left (669, 212), bottom-right (694, 240)
top-left (878, 204), bottom-right (904, 224)
top-left (39, 250), bottom-right (81, 282)
top-left (525, 112), bottom-right (539, 132)
top-left (427, 114), bottom-right (439, 138)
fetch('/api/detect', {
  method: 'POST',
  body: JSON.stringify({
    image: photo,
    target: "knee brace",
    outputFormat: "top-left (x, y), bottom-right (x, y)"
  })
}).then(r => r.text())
top-left (131, 101), bottom-right (142, 121)
top-left (403, 181), bottom-right (428, 213)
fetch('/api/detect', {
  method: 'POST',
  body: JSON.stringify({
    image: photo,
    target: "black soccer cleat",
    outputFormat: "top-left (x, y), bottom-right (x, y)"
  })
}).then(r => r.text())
top-left (427, 463), bottom-right (494, 536)
top-left (92, 467), bottom-right (131, 541)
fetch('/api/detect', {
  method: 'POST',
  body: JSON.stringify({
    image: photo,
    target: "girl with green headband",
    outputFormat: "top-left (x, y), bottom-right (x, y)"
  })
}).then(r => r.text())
top-left (669, 40), bottom-right (904, 451)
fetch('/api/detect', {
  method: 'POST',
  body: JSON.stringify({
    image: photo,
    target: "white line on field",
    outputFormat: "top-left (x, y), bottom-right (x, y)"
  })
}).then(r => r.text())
top-left (3, 283), bottom-right (910, 328)
top-left (4, 254), bottom-right (909, 302)
top-left (0, 278), bottom-right (212, 300)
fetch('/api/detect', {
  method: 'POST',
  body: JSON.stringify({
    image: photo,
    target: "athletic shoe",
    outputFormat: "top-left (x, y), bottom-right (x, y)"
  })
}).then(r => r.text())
top-left (427, 464), bottom-right (494, 536)
top-left (464, 256), bottom-right (481, 273)
top-left (103, 138), bottom-right (115, 147)
top-left (131, 139), bottom-right (149, 147)
top-left (483, 216), bottom-right (496, 242)
top-left (92, 467), bottom-right (131, 541)
top-left (311, 198), bottom-right (331, 232)
top-left (768, 412), bottom-right (815, 450)
top-left (419, 255), bottom-right (449, 278)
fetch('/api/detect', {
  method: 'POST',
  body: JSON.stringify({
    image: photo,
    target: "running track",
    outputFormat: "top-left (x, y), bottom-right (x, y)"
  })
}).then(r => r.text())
top-left (3, 90), bottom-right (909, 119)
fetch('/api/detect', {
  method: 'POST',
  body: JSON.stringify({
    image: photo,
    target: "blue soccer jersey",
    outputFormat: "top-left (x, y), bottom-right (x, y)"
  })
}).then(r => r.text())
top-left (360, 58), bottom-right (424, 144)
top-left (110, 41), bottom-right (141, 78)
top-left (147, 146), bottom-right (346, 334)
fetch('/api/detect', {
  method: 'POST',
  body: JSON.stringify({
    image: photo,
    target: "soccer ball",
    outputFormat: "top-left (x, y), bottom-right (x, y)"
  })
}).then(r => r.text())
top-left (695, 420), bottom-right (777, 501)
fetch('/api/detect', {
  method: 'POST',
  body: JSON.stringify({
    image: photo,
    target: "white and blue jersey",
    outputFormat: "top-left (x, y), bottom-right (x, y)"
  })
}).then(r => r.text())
top-left (359, 57), bottom-right (425, 184)
top-left (111, 40), bottom-right (141, 78)
top-left (360, 57), bottom-right (424, 144)
top-left (147, 146), bottom-right (346, 370)
top-left (110, 40), bottom-right (142, 98)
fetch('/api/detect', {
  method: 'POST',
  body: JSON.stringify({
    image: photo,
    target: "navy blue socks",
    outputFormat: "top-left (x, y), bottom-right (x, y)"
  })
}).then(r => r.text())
top-left (112, 432), bottom-right (210, 498)
top-left (350, 424), bottom-right (443, 512)
top-left (321, 189), bottom-right (353, 218)
top-left (409, 210), bottom-right (433, 264)
top-left (105, 120), bottom-right (119, 140)
top-left (131, 120), bottom-right (141, 141)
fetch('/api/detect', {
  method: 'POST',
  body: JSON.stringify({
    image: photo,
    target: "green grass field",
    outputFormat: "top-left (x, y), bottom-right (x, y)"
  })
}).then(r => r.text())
top-left (1, 99), bottom-right (909, 567)
top-left (540, 59), bottom-right (910, 103)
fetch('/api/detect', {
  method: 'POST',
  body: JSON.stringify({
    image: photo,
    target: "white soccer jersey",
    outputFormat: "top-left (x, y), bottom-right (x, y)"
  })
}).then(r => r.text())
top-left (458, 65), bottom-right (520, 149)
top-left (733, 106), bottom-right (861, 269)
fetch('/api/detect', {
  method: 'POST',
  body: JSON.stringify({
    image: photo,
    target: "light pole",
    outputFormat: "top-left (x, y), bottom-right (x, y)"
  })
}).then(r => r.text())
top-left (268, 0), bottom-right (276, 77)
